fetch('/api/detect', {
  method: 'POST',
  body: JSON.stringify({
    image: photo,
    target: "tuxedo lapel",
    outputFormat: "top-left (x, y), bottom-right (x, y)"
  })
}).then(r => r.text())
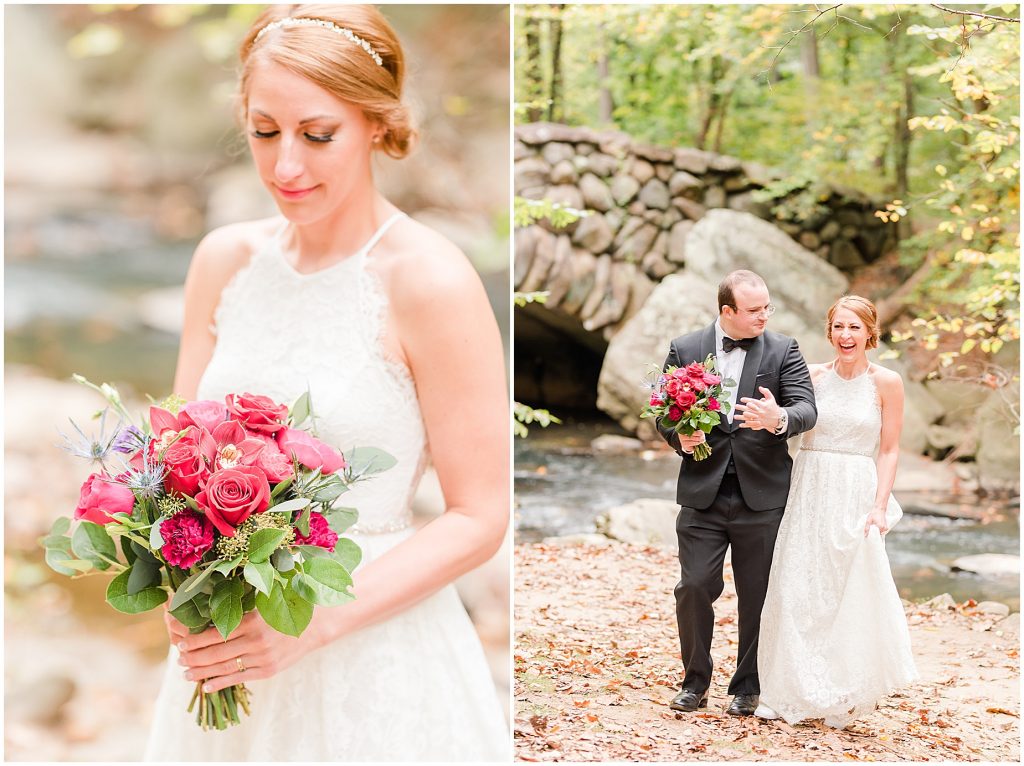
top-left (699, 324), bottom-right (716, 364)
top-left (734, 334), bottom-right (765, 415)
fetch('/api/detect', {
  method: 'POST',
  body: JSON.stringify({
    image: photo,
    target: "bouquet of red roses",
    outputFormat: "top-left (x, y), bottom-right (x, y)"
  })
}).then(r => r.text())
top-left (641, 354), bottom-right (733, 461)
top-left (41, 376), bottom-right (393, 730)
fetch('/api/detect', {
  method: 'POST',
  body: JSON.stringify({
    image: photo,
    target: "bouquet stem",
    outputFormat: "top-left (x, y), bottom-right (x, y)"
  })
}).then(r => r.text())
top-left (692, 442), bottom-right (712, 461)
top-left (187, 682), bottom-right (251, 730)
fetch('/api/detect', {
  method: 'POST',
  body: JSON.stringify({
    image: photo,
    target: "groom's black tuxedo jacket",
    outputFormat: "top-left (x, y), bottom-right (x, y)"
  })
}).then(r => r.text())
top-left (658, 325), bottom-right (817, 511)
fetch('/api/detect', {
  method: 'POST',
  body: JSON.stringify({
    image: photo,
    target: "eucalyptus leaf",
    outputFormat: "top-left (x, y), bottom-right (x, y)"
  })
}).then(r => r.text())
top-left (255, 580), bottom-right (313, 637)
top-left (326, 507), bottom-right (359, 534)
top-left (270, 475), bottom-right (294, 499)
top-left (170, 598), bottom-right (209, 630)
top-left (271, 547), bottom-right (295, 572)
top-left (120, 536), bottom-right (137, 567)
top-left (247, 528), bottom-right (287, 564)
top-left (291, 572), bottom-right (355, 607)
top-left (214, 556), bottom-right (244, 575)
top-left (266, 497), bottom-right (311, 514)
top-left (51, 557), bottom-right (93, 573)
top-left (48, 517), bottom-right (71, 538)
top-left (289, 390), bottom-right (312, 428)
top-left (243, 560), bottom-right (275, 595)
top-left (71, 521), bottom-right (117, 570)
top-left (169, 563), bottom-right (218, 611)
top-left (303, 557), bottom-right (353, 593)
top-left (106, 568), bottom-right (167, 614)
top-left (312, 481), bottom-right (347, 504)
top-left (210, 579), bottom-right (244, 639)
top-left (149, 519), bottom-right (166, 550)
top-left (296, 505), bottom-right (312, 537)
top-left (344, 446), bottom-right (397, 478)
top-left (296, 545), bottom-right (330, 560)
top-left (332, 538), bottom-right (362, 573)
top-left (126, 555), bottom-right (162, 595)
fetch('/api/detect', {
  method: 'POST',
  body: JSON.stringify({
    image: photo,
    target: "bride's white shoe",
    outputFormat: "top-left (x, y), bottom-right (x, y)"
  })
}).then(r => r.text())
top-left (754, 702), bottom-right (779, 720)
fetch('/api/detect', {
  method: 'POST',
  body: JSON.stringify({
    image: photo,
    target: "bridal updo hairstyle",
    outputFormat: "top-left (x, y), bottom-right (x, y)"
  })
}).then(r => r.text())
top-left (239, 4), bottom-right (416, 158)
top-left (826, 295), bottom-right (880, 349)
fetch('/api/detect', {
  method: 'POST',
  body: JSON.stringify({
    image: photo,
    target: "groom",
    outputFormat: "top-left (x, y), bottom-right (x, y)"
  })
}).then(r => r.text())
top-left (658, 270), bottom-right (816, 716)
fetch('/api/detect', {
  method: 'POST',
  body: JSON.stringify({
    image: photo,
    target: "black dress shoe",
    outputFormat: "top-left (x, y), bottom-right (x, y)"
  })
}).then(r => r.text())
top-left (727, 693), bottom-right (759, 716)
top-left (669, 689), bottom-right (708, 712)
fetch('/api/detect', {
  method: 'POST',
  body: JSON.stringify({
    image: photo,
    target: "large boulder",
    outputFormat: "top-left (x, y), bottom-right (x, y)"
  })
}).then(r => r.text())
top-left (596, 210), bottom-right (941, 451)
top-left (596, 272), bottom-right (718, 437)
top-left (595, 498), bottom-right (678, 547)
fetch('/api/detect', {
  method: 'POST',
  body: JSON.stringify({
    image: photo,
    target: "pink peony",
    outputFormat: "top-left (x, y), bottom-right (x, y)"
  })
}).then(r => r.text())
top-left (276, 428), bottom-right (346, 475)
top-left (74, 473), bottom-right (136, 525)
top-left (292, 511), bottom-right (339, 552)
top-left (703, 373), bottom-right (721, 386)
top-left (179, 400), bottom-right (229, 432)
top-left (160, 511), bottom-right (214, 569)
top-left (689, 376), bottom-right (708, 392)
top-left (708, 398), bottom-right (721, 411)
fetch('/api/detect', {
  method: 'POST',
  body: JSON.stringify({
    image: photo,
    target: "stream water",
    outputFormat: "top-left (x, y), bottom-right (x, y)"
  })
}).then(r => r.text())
top-left (516, 420), bottom-right (1020, 611)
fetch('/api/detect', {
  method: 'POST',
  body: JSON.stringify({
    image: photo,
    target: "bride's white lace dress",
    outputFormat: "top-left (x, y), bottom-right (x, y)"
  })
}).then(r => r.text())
top-left (144, 214), bottom-right (508, 761)
top-left (757, 367), bottom-right (917, 728)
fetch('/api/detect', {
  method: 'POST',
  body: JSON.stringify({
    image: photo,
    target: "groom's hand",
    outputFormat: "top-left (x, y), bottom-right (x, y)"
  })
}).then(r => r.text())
top-left (678, 431), bottom-right (706, 454)
top-left (735, 387), bottom-right (782, 431)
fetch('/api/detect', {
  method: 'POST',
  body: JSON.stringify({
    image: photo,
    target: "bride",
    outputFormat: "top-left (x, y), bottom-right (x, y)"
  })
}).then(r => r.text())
top-left (144, 5), bottom-right (508, 760)
top-left (755, 295), bottom-right (917, 728)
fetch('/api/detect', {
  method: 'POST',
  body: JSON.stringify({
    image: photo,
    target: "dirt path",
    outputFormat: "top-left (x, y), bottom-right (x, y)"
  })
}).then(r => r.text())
top-left (515, 541), bottom-right (1020, 762)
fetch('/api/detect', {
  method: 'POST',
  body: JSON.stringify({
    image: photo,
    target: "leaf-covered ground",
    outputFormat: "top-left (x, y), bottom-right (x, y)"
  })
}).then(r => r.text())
top-left (515, 541), bottom-right (1019, 762)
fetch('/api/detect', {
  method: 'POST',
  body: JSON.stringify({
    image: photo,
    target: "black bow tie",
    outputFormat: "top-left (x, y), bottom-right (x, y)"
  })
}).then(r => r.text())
top-left (722, 336), bottom-right (754, 353)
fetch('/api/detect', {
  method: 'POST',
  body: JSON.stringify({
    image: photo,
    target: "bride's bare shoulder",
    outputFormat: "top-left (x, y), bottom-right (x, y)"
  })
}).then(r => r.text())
top-left (188, 217), bottom-right (280, 281)
top-left (869, 363), bottom-right (904, 393)
top-left (807, 362), bottom-right (830, 381)
top-left (376, 215), bottom-right (484, 302)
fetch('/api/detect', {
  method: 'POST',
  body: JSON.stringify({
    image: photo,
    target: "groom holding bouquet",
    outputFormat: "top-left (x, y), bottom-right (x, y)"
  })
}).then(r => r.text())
top-left (658, 270), bottom-right (816, 716)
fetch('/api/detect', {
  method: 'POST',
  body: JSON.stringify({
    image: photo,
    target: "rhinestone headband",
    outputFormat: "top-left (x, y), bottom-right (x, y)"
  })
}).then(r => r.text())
top-left (254, 17), bottom-right (384, 67)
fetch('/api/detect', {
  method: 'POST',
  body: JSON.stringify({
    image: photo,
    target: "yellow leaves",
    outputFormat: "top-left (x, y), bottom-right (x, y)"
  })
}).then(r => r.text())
top-left (67, 22), bottom-right (124, 58)
top-left (875, 201), bottom-right (907, 224)
top-left (935, 164), bottom-right (947, 177)
top-left (960, 226), bottom-right (975, 241)
top-left (938, 221), bottom-right (957, 234)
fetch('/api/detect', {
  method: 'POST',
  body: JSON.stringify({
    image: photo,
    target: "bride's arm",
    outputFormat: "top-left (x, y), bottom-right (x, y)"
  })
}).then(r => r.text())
top-left (176, 234), bottom-right (509, 692)
top-left (172, 225), bottom-right (253, 399)
top-left (866, 368), bottom-right (904, 534)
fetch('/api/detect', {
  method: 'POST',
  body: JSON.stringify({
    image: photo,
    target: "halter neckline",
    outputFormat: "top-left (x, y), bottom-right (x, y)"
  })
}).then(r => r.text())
top-left (830, 363), bottom-right (870, 382)
top-left (274, 211), bottom-right (406, 278)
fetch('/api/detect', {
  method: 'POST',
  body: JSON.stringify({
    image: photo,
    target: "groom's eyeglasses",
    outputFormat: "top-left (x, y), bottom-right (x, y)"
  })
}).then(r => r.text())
top-left (727, 303), bottom-right (776, 318)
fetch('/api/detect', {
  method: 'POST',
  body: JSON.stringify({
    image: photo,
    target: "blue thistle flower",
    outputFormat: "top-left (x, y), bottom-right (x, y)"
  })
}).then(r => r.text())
top-left (57, 409), bottom-right (122, 468)
top-left (112, 425), bottom-right (146, 454)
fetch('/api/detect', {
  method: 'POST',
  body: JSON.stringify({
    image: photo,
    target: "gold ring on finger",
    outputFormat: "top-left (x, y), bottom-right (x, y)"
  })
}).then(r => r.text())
top-left (236, 656), bottom-right (246, 673)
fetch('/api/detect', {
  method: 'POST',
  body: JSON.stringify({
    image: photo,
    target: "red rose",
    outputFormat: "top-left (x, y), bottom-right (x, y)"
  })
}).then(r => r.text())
top-left (708, 397), bottom-right (721, 411)
top-left (195, 466), bottom-right (271, 537)
top-left (162, 426), bottom-right (215, 496)
top-left (689, 376), bottom-right (708, 392)
top-left (74, 473), bottom-right (135, 525)
top-left (674, 390), bottom-right (698, 410)
top-left (665, 378), bottom-right (688, 397)
top-left (276, 428), bottom-right (346, 475)
top-left (649, 393), bottom-right (666, 407)
top-left (225, 393), bottom-right (288, 434)
top-left (179, 400), bottom-right (229, 433)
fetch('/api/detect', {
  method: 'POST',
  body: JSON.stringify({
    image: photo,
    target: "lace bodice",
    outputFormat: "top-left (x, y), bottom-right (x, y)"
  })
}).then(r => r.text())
top-left (801, 367), bottom-right (880, 457)
top-left (197, 214), bottom-right (428, 534)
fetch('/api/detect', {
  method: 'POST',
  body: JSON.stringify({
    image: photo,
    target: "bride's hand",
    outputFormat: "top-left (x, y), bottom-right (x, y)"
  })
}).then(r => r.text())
top-left (175, 610), bottom-right (316, 693)
top-left (864, 507), bottom-right (889, 536)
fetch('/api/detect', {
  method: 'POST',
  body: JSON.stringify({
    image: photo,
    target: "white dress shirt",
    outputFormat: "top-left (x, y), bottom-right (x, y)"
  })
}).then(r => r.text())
top-left (714, 319), bottom-right (746, 424)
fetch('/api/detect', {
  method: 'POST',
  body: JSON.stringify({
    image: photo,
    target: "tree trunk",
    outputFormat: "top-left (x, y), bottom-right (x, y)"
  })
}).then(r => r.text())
top-left (523, 12), bottom-right (544, 123)
top-left (547, 4), bottom-right (565, 123)
top-left (696, 55), bottom-right (725, 150)
top-left (712, 86), bottom-right (736, 154)
top-left (801, 27), bottom-right (820, 136)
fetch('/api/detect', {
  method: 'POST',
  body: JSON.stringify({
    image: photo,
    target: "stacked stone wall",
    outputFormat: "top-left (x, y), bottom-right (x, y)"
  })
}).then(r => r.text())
top-left (515, 122), bottom-right (896, 337)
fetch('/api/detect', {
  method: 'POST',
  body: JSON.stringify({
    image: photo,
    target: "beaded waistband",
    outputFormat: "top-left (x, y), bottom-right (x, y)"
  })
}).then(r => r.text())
top-left (801, 444), bottom-right (874, 458)
top-left (347, 514), bottom-right (413, 535)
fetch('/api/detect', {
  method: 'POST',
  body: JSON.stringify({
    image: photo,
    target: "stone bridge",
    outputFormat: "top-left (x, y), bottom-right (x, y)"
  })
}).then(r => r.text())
top-left (514, 122), bottom-right (897, 412)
